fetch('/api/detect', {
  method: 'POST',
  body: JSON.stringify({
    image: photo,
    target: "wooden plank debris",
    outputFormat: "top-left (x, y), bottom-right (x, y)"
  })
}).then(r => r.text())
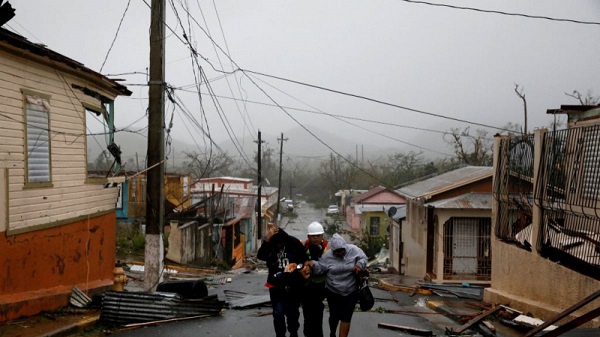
top-left (376, 282), bottom-right (433, 295)
top-left (454, 305), bottom-right (501, 334)
top-left (378, 323), bottom-right (433, 336)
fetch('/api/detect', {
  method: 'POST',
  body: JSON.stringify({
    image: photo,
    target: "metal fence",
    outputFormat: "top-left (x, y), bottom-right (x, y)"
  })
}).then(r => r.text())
top-left (536, 125), bottom-right (600, 276)
top-left (493, 135), bottom-right (535, 248)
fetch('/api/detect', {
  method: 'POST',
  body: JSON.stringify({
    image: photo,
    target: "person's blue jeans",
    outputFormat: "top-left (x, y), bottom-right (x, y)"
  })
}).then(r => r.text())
top-left (270, 287), bottom-right (301, 337)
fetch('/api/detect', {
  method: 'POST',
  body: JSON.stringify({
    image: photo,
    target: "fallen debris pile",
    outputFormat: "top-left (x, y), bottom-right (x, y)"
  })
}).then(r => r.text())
top-left (100, 291), bottom-right (226, 326)
top-left (419, 283), bottom-right (484, 300)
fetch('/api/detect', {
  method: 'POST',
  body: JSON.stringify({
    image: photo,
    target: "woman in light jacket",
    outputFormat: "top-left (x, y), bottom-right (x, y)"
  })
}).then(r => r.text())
top-left (306, 233), bottom-right (367, 337)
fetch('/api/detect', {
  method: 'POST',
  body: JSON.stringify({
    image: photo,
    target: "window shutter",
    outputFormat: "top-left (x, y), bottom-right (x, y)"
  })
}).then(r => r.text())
top-left (26, 98), bottom-right (50, 183)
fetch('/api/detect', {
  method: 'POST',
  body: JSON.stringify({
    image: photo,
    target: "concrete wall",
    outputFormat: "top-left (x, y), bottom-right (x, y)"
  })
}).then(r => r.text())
top-left (0, 212), bottom-right (116, 322)
top-left (485, 238), bottom-right (600, 327)
top-left (485, 130), bottom-right (600, 327)
top-left (402, 199), bottom-right (428, 277)
top-left (346, 206), bottom-right (361, 231)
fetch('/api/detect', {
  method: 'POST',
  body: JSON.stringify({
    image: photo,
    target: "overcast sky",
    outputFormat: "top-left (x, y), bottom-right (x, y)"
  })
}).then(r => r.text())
top-left (7, 0), bottom-right (600, 162)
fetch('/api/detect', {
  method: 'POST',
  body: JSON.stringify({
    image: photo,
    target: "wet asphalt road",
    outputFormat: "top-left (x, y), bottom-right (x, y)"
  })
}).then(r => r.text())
top-left (278, 200), bottom-right (331, 240)
top-left (110, 203), bottom-right (453, 337)
top-left (111, 270), bottom-right (450, 337)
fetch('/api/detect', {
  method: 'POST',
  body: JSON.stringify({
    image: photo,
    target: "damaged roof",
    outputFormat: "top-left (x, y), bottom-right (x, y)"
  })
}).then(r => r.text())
top-left (0, 28), bottom-right (131, 96)
top-left (396, 166), bottom-right (492, 199)
top-left (425, 192), bottom-right (493, 210)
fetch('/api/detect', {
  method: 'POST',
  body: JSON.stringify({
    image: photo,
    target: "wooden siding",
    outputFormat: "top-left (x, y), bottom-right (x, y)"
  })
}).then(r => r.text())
top-left (0, 49), bottom-right (120, 234)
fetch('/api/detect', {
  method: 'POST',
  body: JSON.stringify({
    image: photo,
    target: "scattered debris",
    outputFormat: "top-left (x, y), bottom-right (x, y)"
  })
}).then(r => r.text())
top-left (69, 286), bottom-right (92, 308)
top-left (224, 290), bottom-right (271, 309)
top-left (513, 314), bottom-right (558, 331)
top-left (111, 314), bottom-right (210, 333)
top-left (375, 282), bottom-right (433, 296)
top-left (205, 276), bottom-right (233, 285)
top-left (156, 279), bottom-right (208, 299)
top-left (367, 247), bottom-right (390, 271)
top-left (100, 291), bottom-right (226, 326)
top-left (453, 305), bottom-right (501, 335)
top-left (481, 320), bottom-right (496, 333)
top-left (128, 264), bottom-right (178, 275)
top-left (419, 283), bottom-right (484, 300)
top-left (377, 322), bottom-right (433, 336)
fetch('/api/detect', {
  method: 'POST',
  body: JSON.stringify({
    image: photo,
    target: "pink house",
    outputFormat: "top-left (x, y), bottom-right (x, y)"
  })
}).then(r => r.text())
top-left (346, 186), bottom-right (406, 235)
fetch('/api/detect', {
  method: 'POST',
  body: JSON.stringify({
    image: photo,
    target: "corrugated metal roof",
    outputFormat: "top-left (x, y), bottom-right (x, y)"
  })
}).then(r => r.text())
top-left (396, 166), bottom-right (492, 198)
top-left (425, 192), bottom-right (492, 209)
top-left (353, 186), bottom-right (387, 203)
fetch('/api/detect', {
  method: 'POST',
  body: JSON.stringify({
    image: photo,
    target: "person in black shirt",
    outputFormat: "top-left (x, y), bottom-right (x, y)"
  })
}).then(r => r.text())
top-left (257, 225), bottom-right (307, 337)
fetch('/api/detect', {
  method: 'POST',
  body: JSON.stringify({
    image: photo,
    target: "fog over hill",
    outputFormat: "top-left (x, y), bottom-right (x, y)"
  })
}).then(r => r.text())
top-left (89, 124), bottom-right (453, 172)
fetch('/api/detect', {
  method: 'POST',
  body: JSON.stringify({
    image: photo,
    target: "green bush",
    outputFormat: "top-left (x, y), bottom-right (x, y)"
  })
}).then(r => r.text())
top-left (323, 218), bottom-right (341, 236)
top-left (357, 232), bottom-right (387, 259)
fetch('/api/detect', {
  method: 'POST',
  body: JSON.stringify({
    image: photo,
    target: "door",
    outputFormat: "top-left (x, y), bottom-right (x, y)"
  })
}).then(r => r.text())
top-left (451, 219), bottom-right (478, 274)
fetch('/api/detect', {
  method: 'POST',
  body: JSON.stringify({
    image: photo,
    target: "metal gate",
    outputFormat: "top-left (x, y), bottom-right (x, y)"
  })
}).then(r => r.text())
top-left (443, 217), bottom-right (491, 280)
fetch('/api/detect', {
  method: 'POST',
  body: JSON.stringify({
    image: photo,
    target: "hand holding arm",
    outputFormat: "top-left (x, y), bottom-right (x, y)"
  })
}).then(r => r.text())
top-left (265, 226), bottom-right (279, 242)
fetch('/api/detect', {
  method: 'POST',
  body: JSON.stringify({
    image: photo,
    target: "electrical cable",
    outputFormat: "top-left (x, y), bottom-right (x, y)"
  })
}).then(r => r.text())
top-left (100, 0), bottom-right (132, 72)
top-left (242, 69), bottom-right (515, 133)
top-left (398, 0), bottom-right (600, 26)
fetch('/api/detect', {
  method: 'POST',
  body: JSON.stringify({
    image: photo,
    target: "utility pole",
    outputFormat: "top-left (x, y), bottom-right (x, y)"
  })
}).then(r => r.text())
top-left (276, 133), bottom-right (288, 222)
top-left (255, 130), bottom-right (264, 238)
top-left (145, 0), bottom-right (165, 291)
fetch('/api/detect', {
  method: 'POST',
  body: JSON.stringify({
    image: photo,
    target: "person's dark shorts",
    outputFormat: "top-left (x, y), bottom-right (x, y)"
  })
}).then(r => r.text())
top-left (326, 289), bottom-right (359, 322)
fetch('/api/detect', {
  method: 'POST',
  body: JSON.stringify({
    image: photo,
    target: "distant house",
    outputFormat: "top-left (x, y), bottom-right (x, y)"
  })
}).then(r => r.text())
top-left (0, 28), bottom-right (130, 322)
top-left (117, 172), bottom-right (192, 222)
top-left (336, 189), bottom-right (368, 216)
top-left (346, 186), bottom-right (406, 239)
top-left (486, 106), bottom-right (600, 328)
top-left (171, 177), bottom-right (278, 269)
top-left (396, 166), bottom-right (493, 283)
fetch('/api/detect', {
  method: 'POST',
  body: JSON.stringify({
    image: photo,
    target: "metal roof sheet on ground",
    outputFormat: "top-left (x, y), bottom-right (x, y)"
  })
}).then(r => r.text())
top-left (396, 166), bottom-right (493, 199)
top-left (424, 192), bottom-right (493, 209)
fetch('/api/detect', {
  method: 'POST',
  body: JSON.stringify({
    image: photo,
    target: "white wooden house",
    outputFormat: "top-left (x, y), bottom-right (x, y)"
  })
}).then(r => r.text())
top-left (0, 28), bottom-right (130, 321)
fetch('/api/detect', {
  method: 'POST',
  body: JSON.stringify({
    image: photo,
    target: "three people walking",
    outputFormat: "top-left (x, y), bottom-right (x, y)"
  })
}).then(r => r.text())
top-left (259, 221), bottom-right (368, 337)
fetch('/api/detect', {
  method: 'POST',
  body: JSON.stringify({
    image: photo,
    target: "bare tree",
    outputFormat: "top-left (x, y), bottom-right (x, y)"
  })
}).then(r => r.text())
top-left (565, 90), bottom-right (600, 105)
top-left (514, 84), bottom-right (527, 134)
top-left (444, 127), bottom-right (492, 166)
top-left (181, 150), bottom-right (233, 180)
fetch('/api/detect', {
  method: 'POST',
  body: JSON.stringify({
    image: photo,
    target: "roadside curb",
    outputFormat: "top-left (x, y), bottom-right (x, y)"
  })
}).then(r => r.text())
top-left (39, 314), bottom-right (100, 337)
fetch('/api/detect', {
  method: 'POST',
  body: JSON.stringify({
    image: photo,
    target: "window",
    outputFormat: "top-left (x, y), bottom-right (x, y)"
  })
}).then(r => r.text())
top-left (24, 93), bottom-right (51, 184)
top-left (85, 106), bottom-right (109, 176)
top-left (369, 216), bottom-right (380, 236)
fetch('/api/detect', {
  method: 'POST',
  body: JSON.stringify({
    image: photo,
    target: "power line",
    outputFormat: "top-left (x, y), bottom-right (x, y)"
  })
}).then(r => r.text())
top-left (247, 73), bottom-right (454, 157)
top-left (399, 0), bottom-right (600, 26)
top-left (100, 0), bottom-right (132, 72)
top-left (242, 69), bottom-right (514, 132)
